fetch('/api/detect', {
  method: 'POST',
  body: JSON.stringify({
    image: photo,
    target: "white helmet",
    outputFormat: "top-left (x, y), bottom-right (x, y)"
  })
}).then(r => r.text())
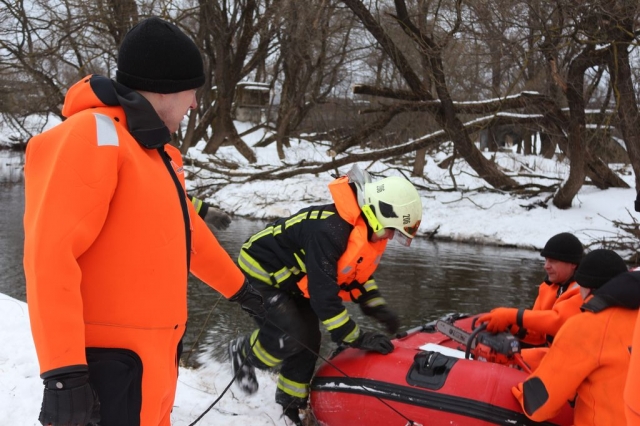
top-left (362, 176), bottom-right (423, 246)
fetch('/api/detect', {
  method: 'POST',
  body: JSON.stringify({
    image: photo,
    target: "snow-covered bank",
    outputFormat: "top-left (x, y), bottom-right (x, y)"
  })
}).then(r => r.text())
top-left (185, 122), bottom-right (639, 257)
top-left (0, 293), bottom-right (286, 425)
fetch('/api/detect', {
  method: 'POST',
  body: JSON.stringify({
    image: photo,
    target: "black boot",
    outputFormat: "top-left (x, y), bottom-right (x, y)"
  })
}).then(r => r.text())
top-left (276, 387), bottom-right (307, 426)
top-left (282, 406), bottom-right (303, 426)
top-left (228, 336), bottom-right (259, 394)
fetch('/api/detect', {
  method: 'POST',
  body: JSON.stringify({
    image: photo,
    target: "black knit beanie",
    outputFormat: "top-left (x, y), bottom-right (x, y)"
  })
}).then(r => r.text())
top-left (574, 249), bottom-right (628, 289)
top-left (116, 17), bottom-right (204, 94)
top-left (539, 232), bottom-right (584, 264)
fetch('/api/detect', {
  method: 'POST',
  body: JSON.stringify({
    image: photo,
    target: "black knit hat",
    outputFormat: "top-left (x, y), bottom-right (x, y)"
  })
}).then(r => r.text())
top-left (116, 17), bottom-right (204, 94)
top-left (574, 249), bottom-right (628, 289)
top-left (539, 232), bottom-right (583, 264)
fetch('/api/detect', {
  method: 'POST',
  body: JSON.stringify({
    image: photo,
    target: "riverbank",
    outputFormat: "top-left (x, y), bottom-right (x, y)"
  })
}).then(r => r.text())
top-left (0, 293), bottom-right (287, 425)
top-left (181, 122), bottom-right (639, 260)
top-left (2, 118), bottom-right (638, 259)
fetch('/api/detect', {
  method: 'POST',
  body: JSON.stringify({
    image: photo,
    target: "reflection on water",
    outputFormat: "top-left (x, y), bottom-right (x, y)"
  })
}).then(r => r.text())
top-left (0, 150), bottom-right (24, 184)
top-left (0, 151), bottom-right (26, 302)
top-left (0, 151), bottom-right (545, 367)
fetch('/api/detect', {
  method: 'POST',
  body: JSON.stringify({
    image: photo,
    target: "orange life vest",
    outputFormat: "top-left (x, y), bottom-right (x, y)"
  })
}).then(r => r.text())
top-left (296, 176), bottom-right (386, 301)
top-left (626, 305), bottom-right (640, 425)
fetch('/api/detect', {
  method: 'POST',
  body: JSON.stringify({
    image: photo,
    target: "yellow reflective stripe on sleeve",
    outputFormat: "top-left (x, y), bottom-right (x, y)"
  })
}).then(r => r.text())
top-left (363, 296), bottom-right (385, 308)
top-left (284, 210), bottom-right (334, 229)
top-left (238, 250), bottom-right (272, 284)
top-left (277, 375), bottom-right (310, 398)
top-left (249, 330), bottom-right (281, 367)
top-left (322, 309), bottom-right (350, 331)
top-left (191, 197), bottom-right (203, 214)
top-left (363, 279), bottom-right (378, 292)
top-left (293, 253), bottom-right (307, 274)
top-left (285, 212), bottom-right (310, 228)
top-left (272, 266), bottom-right (292, 284)
top-left (342, 324), bottom-right (360, 343)
top-left (94, 113), bottom-right (119, 147)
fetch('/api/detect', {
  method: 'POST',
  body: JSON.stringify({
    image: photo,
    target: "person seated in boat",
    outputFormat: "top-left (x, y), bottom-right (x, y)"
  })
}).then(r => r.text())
top-left (513, 249), bottom-right (638, 426)
top-left (477, 232), bottom-right (585, 368)
top-left (226, 165), bottom-right (423, 425)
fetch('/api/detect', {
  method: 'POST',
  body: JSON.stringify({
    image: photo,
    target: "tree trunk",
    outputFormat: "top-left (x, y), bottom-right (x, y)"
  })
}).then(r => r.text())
top-left (204, 95), bottom-right (257, 163)
top-left (609, 46), bottom-right (640, 190)
top-left (553, 48), bottom-right (589, 209)
top-left (413, 148), bottom-right (427, 176)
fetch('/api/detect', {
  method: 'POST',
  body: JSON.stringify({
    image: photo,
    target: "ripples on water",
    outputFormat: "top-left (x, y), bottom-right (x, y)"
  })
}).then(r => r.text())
top-left (0, 151), bottom-right (545, 366)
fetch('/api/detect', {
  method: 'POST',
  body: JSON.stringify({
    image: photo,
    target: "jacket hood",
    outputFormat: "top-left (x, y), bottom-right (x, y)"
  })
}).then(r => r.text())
top-left (582, 270), bottom-right (640, 313)
top-left (62, 74), bottom-right (171, 149)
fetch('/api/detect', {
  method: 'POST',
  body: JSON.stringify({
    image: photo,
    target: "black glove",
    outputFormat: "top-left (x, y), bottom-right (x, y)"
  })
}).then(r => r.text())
top-left (349, 331), bottom-right (394, 354)
top-left (39, 372), bottom-right (100, 426)
top-left (361, 304), bottom-right (400, 334)
top-left (229, 280), bottom-right (268, 321)
top-left (204, 206), bottom-right (232, 230)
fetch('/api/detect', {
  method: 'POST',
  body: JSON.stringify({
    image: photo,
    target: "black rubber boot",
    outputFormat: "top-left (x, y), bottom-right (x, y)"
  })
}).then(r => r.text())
top-left (276, 387), bottom-right (307, 426)
top-left (228, 336), bottom-right (259, 394)
top-left (282, 406), bottom-right (303, 426)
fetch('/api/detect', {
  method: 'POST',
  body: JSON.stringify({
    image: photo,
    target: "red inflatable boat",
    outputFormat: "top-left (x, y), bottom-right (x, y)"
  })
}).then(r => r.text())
top-left (310, 314), bottom-right (573, 426)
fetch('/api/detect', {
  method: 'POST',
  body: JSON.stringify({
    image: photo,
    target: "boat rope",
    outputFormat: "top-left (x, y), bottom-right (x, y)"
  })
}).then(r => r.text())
top-left (182, 295), bottom-right (223, 365)
top-left (188, 314), bottom-right (268, 426)
top-left (188, 315), bottom-right (419, 425)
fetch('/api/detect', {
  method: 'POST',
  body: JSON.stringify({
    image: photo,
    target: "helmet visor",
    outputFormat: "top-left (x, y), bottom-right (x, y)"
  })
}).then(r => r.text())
top-left (392, 231), bottom-right (412, 247)
top-left (404, 220), bottom-right (421, 238)
top-left (391, 220), bottom-right (421, 247)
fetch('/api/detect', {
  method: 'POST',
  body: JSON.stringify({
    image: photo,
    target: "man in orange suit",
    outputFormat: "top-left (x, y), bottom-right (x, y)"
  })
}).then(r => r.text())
top-left (513, 249), bottom-right (637, 425)
top-left (477, 232), bottom-right (584, 369)
top-left (23, 17), bottom-right (265, 426)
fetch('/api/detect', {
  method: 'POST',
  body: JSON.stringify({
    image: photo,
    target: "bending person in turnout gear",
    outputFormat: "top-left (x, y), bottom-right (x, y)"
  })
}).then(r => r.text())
top-left (24, 17), bottom-right (265, 426)
top-left (513, 249), bottom-right (638, 426)
top-left (228, 165), bottom-right (423, 424)
top-left (477, 232), bottom-right (585, 370)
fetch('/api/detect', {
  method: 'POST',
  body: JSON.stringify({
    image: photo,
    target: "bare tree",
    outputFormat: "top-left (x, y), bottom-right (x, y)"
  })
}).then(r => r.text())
top-left (262, 0), bottom-right (358, 159)
top-left (194, 0), bottom-right (281, 163)
top-left (341, 0), bottom-right (518, 189)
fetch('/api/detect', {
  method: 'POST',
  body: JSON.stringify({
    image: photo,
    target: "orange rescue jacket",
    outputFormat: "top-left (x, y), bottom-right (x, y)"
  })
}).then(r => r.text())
top-left (513, 296), bottom-right (637, 425)
top-left (519, 280), bottom-right (583, 345)
top-left (626, 309), bottom-right (640, 425)
top-left (24, 75), bottom-right (245, 376)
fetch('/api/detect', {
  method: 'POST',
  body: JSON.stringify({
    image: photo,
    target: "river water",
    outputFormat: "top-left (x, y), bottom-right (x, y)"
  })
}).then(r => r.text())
top-left (0, 151), bottom-right (543, 366)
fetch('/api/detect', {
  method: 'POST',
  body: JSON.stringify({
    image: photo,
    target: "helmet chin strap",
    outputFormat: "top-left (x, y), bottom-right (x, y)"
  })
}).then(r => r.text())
top-left (361, 204), bottom-right (385, 236)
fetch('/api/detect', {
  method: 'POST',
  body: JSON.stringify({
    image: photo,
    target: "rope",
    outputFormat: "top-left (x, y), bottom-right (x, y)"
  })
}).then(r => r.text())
top-left (188, 315), bottom-right (418, 425)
